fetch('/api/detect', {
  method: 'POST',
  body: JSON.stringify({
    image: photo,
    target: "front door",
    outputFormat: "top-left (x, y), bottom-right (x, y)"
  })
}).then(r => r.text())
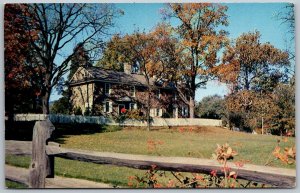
top-left (119, 104), bottom-right (125, 114)
top-left (173, 107), bottom-right (178, 118)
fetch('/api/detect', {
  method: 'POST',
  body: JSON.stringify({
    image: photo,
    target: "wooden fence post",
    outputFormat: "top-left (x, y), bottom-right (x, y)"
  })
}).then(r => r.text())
top-left (29, 120), bottom-right (55, 188)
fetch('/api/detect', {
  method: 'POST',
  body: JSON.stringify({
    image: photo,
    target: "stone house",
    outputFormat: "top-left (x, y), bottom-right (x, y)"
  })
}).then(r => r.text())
top-left (69, 64), bottom-right (189, 118)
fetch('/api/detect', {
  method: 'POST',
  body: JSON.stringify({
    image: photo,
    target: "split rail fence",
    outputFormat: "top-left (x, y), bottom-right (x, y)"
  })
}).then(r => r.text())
top-left (5, 120), bottom-right (296, 188)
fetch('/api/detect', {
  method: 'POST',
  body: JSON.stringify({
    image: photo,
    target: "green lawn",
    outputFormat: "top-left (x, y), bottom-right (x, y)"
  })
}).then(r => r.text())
top-left (5, 126), bottom-right (296, 187)
top-left (57, 126), bottom-right (295, 168)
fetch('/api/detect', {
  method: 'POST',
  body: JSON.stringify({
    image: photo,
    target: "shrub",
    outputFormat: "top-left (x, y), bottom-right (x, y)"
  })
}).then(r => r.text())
top-left (127, 109), bottom-right (146, 120)
top-left (162, 112), bottom-right (171, 118)
top-left (92, 104), bottom-right (104, 116)
top-left (73, 106), bottom-right (82, 115)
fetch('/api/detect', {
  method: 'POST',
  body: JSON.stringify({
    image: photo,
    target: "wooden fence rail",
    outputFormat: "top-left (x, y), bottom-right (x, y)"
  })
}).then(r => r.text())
top-left (5, 120), bottom-right (296, 188)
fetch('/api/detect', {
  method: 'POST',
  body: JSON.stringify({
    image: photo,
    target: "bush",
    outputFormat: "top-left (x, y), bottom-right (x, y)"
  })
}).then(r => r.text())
top-left (162, 112), bottom-right (171, 118)
top-left (73, 106), bottom-right (82, 115)
top-left (127, 109), bottom-right (146, 120)
top-left (84, 108), bottom-right (91, 116)
top-left (92, 104), bottom-right (104, 116)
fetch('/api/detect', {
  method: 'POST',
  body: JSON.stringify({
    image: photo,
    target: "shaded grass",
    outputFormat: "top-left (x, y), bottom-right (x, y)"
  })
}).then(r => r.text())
top-left (5, 180), bottom-right (28, 189)
top-left (5, 155), bottom-right (192, 187)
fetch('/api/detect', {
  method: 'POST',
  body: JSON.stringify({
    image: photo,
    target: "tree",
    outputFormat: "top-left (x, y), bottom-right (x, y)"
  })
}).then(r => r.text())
top-left (50, 97), bottom-right (70, 114)
top-left (97, 30), bottom-right (161, 130)
top-left (219, 31), bottom-right (289, 92)
top-left (96, 35), bottom-right (130, 71)
top-left (163, 3), bottom-right (229, 118)
top-left (195, 95), bottom-right (224, 119)
top-left (68, 43), bottom-right (92, 81)
top-left (4, 4), bottom-right (42, 115)
top-left (54, 43), bottom-right (93, 115)
top-left (276, 3), bottom-right (295, 80)
top-left (272, 82), bottom-right (295, 135)
top-left (122, 31), bottom-right (157, 131)
top-left (150, 23), bottom-right (192, 107)
top-left (19, 3), bottom-right (121, 114)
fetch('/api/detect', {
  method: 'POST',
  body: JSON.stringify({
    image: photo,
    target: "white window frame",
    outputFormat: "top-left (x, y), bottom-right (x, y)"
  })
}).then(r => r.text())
top-left (182, 106), bottom-right (188, 116)
top-left (105, 83), bottom-right (111, 95)
top-left (150, 108), bottom-right (155, 117)
top-left (129, 103), bottom-right (137, 110)
top-left (104, 101), bottom-right (113, 113)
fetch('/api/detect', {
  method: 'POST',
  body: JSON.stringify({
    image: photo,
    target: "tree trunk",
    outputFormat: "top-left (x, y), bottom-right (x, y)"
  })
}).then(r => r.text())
top-left (146, 89), bottom-right (151, 131)
top-left (189, 83), bottom-right (196, 118)
top-left (42, 91), bottom-right (50, 114)
top-left (189, 96), bottom-right (195, 118)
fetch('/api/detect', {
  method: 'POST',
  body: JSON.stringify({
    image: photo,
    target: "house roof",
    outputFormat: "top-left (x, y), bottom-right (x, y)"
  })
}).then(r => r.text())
top-left (70, 66), bottom-right (175, 89)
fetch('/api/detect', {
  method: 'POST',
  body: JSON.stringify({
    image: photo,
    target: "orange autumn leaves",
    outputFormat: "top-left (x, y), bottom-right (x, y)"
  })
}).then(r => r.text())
top-left (212, 143), bottom-right (238, 164)
top-left (272, 138), bottom-right (296, 165)
top-left (215, 31), bottom-right (289, 90)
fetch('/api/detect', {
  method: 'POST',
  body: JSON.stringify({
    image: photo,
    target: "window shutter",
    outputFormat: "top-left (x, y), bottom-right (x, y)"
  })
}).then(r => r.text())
top-left (109, 102), bottom-right (113, 112)
top-left (159, 109), bottom-right (163, 117)
top-left (103, 103), bottom-right (106, 112)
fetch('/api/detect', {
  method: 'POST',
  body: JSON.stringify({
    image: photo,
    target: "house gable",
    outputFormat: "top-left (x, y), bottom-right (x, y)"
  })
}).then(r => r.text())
top-left (70, 67), bottom-right (94, 83)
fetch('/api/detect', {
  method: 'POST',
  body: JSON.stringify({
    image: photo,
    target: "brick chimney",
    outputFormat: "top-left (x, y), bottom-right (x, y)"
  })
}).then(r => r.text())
top-left (124, 63), bottom-right (132, 74)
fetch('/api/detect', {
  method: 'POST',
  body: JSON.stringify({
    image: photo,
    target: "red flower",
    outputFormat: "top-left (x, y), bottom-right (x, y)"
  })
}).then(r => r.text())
top-left (234, 161), bottom-right (244, 168)
top-left (210, 170), bottom-right (217, 177)
top-left (178, 128), bottom-right (185, 133)
top-left (121, 107), bottom-right (126, 114)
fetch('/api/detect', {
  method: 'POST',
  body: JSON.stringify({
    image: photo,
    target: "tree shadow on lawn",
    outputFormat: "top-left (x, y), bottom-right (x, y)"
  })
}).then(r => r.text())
top-left (51, 124), bottom-right (122, 144)
top-left (5, 121), bottom-right (121, 144)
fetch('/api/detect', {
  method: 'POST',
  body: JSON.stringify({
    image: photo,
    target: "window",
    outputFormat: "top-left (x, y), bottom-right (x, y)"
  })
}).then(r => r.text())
top-left (156, 89), bottom-right (161, 99)
top-left (174, 93), bottom-right (177, 100)
top-left (150, 108), bottom-right (162, 117)
top-left (130, 86), bottom-right (135, 97)
top-left (182, 106), bottom-right (189, 117)
top-left (103, 101), bottom-right (112, 113)
top-left (150, 108), bottom-right (155, 117)
top-left (130, 103), bottom-right (137, 110)
top-left (105, 83), bottom-right (111, 95)
top-left (157, 108), bottom-right (162, 117)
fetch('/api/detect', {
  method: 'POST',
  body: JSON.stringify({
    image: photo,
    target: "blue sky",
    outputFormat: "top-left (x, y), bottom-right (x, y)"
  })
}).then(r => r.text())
top-left (50, 3), bottom-right (294, 102)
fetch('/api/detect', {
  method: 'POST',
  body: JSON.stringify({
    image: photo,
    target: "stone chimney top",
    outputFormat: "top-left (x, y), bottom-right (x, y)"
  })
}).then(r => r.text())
top-left (124, 63), bottom-right (132, 74)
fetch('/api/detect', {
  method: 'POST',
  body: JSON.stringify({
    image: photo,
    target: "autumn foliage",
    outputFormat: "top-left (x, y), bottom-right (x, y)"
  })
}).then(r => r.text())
top-left (5, 4), bottom-right (42, 114)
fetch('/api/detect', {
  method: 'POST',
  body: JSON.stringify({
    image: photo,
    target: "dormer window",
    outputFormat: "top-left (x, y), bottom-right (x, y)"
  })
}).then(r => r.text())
top-left (130, 86), bottom-right (135, 97)
top-left (105, 83), bottom-right (111, 95)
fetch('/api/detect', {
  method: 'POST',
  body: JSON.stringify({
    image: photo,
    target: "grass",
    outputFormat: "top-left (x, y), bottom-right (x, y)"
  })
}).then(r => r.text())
top-left (5, 125), bottom-right (296, 187)
top-left (5, 180), bottom-right (28, 189)
top-left (56, 126), bottom-right (295, 168)
top-left (5, 155), bottom-right (192, 187)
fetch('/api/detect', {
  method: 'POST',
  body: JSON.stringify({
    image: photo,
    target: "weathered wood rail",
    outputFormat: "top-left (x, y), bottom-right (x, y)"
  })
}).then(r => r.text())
top-left (5, 165), bottom-right (112, 188)
top-left (5, 120), bottom-right (296, 188)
